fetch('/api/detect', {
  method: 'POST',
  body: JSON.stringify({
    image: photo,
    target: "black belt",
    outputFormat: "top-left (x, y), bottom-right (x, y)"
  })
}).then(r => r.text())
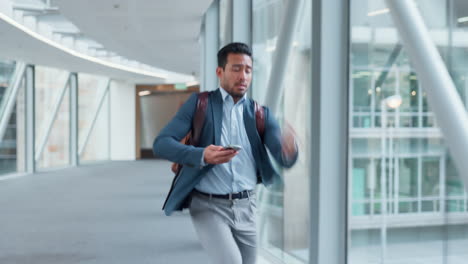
top-left (194, 189), bottom-right (253, 200)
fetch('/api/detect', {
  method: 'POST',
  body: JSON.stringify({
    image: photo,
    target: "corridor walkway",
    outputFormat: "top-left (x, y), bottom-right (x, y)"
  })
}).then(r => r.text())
top-left (0, 160), bottom-right (208, 264)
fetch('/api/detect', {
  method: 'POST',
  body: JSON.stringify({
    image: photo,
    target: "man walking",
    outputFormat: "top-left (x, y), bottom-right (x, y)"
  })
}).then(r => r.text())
top-left (153, 42), bottom-right (298, 264)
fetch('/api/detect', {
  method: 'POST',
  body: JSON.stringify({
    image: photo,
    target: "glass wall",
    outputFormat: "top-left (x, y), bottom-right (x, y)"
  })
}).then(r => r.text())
top-left (0, 60), bottom-right (26, 175)
top-left (78, 73), bottom-right (110, 163)
top-left (349, 0), bottom-right (468, 263)
top-left (0, 61), bottom-right (124, 177)
top-left (219, 0), bottom-right (233, 48)
top-left (34, 65), bottom-right (70, 169)
top-left (252, 0), bottom-right (311, 262)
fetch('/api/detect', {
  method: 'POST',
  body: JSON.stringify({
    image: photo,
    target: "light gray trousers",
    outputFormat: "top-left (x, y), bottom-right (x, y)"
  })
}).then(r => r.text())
top-left (189, 191), bottom-right (257, 264)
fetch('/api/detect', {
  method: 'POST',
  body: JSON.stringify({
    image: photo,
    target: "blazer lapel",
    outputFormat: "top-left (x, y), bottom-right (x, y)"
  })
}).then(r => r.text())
top-left (211, 89), bottom-right (223, 145)
top-left (243, 99), bottom-right (261, 162)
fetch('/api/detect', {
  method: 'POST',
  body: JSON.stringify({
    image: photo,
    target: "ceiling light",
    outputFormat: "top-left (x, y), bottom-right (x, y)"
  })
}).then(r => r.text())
top-left (0, 12), bottom-right (167, 79)
top-left (458, 16), bottom-right (468, 23)
top-left (384, 94), bottom-right (402, 109)
top-left (186, 81), bottom-right (199, 87)
top-left (138, 91), bottom-right (151, 96)
top-left (368, 8), bottom-right (390, 17)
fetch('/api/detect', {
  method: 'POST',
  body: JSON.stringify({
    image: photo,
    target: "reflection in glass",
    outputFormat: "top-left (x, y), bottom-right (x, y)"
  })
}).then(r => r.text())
top-left (253, 0), bottom-right (311, 262)
top-left (349, 0), bottom-right (468, 263)
top-left (0, 60), bottom-right (26, 175)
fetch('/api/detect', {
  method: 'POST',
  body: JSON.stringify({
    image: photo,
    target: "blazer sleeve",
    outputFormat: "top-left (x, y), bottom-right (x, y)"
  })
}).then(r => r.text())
top-left (152, 93), bottom-right (205, 168)
top-left (262, 107), bottom-right (299, 168)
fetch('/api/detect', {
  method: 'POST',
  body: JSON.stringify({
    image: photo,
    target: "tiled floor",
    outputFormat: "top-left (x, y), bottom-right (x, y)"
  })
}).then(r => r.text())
top-left (0, 160), bottom-right (208, 264)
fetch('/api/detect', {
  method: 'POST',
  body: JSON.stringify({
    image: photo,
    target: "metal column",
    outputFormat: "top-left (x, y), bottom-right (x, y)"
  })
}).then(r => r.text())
top-left (69, 73), bottom-right (78, 166)
top-left (25, 65), bottom-right (35, 174)
top-left (232, 0), bottom-right (252, 45)
top-left (309, 0), bottom-right (349, 263)
top-left (202, 1), bottom-right (219, 92)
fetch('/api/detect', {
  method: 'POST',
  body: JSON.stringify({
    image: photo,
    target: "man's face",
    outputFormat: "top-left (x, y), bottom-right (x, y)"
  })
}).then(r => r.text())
top-left (216, 53), bottom-right (252, 100)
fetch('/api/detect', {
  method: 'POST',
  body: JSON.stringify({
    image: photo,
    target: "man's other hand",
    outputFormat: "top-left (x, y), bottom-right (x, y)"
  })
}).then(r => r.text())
top-left (281, 122), bottom-right (297, 158)
top-left (203, 145), bottom-right (238, 164)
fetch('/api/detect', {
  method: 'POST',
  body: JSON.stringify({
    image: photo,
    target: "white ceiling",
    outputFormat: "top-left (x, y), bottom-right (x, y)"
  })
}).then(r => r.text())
top-left (0, 16), bottom-right (166, 83)
top-left (0, 0), bottom-right (212, 84)
top-left (55, 0), bottom-right (213, 78)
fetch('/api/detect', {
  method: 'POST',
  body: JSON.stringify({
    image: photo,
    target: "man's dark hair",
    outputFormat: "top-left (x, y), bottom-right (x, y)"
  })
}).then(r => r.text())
top-left (217, 42), bottom-right (252, 69)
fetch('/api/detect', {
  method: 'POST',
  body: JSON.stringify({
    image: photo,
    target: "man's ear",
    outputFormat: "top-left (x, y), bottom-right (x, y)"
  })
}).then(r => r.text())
top-left (216, 67), bottom-right (223, 78)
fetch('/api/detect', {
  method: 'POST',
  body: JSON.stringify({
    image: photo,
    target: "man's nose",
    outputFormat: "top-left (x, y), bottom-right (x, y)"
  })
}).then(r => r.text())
top-left (238, 71), bottom-right (247, 81)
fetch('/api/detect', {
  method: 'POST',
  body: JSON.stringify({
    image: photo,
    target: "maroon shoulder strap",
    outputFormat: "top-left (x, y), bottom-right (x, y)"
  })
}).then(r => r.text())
top-left (254, 101), bottom-right (265, 142)
top-left (190, 91), bottom-right (209, 146)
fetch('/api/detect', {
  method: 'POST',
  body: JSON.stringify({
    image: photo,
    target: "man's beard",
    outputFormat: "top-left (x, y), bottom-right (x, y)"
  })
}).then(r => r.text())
top-left (231, 90), bottom-right (244, 97)
top-left (228, 83), bottom-right (247, 98)
top-left (228, 90), bottom-right (245, 100)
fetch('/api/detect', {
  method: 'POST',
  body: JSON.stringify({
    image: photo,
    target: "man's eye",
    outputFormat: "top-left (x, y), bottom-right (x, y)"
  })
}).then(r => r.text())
top-left (232, 67), bottom-right (241, 71)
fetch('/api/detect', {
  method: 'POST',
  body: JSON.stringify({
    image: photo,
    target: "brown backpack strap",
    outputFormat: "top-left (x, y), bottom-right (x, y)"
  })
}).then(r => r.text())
top-left (165, 91), bottom-right (210, 209)
top-left (190, 91), bottom-right (209, 146)
top-left (170, 92), bottom-right (209, 174)
top-left (254, 101), bottom-right (265, 142)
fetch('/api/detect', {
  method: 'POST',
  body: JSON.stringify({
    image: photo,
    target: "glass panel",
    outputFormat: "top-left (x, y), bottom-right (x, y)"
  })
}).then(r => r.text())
top-left (219, 0), bottom-right (233, 48)
top-left (446, 157), bottom-right (464, 197)
top-left (0, 60), bottom-right (16, 108)
top-left (351, 138), bottom-right (381, 156)
top-left (422, 157), bottom-right (440, 197)
top-left (352, 159), bottom-right (373, 216)
top-left (352, 70), bottom-right (372, 117)
top-left (253, 0), bottom-right (311, 262)
top-left (35, 65), bottom-right (70, 169)
top-left (398, 158), bottom-right (418, 213)
top-left (0, 60), bottom-right (26, 176)
top-left (251, 0), bottom-right (284, 102)
top-left (447, 1), bottom-right (468, 255)
top-left (349, 0), bottom-right (468, 263)
top-left (78, 73), bottom-right (110, 162)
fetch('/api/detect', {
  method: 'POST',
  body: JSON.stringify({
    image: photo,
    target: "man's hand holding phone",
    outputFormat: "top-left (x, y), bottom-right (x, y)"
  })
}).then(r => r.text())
top-left (203, 145), bottom-right (240, 164)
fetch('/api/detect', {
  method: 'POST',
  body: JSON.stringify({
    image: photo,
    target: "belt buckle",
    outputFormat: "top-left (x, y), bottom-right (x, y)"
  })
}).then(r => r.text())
top-left (229, 193), bottom-right (233, 200)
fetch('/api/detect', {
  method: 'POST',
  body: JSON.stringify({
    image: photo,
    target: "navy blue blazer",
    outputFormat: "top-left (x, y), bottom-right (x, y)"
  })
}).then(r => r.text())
top-left (153, 89), bottom-right (298, 215)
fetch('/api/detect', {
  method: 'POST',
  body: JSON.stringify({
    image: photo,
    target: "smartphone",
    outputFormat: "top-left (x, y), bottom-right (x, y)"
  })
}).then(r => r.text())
top-left (223, 144), bottom-right (242, 151)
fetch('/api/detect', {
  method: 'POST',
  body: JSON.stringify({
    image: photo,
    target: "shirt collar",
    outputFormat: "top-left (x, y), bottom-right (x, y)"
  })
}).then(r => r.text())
top-left (218, 87), bottom-right (247, 104)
